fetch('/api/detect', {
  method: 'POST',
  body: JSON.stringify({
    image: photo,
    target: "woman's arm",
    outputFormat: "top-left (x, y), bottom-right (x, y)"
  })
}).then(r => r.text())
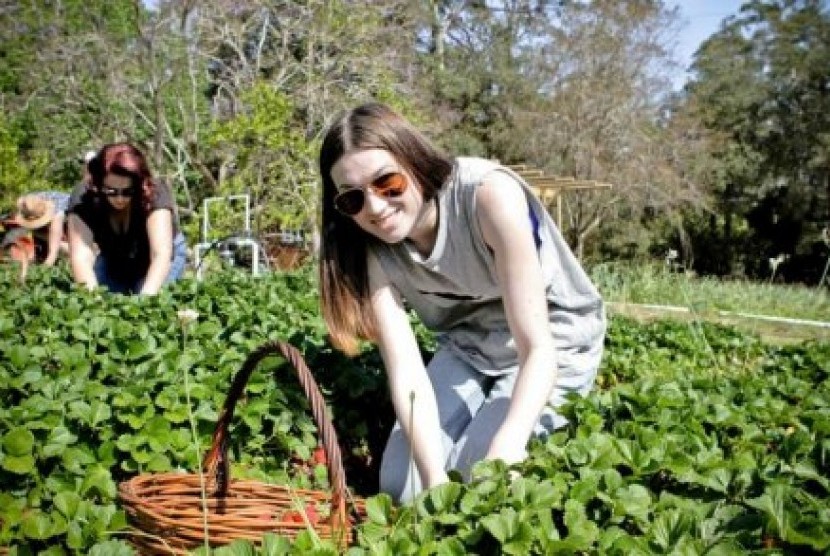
top-left (476, 171), bottom-right (559, 465)
top-left (368, 251), bottom-right (450, 489)
top-left (43, 213), bottom-right (66, 266)
top-left (139, 208), bottom-right (174, 295)
top-left (67, 214), bottom-right (99, 289)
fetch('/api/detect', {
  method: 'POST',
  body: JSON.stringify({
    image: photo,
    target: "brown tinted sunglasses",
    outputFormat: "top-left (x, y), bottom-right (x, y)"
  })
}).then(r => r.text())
top-left (102, 185), bottom-right (137, 198)
top-left (333, 172), bottom-right (408, 216)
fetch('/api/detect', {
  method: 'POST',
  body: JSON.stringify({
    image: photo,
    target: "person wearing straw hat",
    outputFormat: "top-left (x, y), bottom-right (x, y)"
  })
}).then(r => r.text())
top-left (67, 142), bottom-right (187, 295)
top-left (0, 219), bottom-right (36, 282)
top-left (10, 191), bottom-right (71, 266)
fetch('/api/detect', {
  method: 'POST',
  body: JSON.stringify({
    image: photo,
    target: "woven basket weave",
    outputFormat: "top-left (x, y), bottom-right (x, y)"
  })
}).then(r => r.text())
top-left (118, 341), bottom-right (365, 554)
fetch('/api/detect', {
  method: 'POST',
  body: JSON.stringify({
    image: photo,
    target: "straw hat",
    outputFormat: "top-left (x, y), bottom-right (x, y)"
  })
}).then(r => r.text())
top-left (12, 195), bottom-right (56, 230)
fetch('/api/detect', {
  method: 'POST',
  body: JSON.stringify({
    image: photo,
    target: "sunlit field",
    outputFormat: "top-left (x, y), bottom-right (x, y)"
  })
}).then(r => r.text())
top-left (590, 262), bottom-right (830, 344)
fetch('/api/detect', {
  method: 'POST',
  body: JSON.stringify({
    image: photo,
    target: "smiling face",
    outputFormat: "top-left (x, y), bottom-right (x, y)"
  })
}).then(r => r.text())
top-left (330, 148), bottom-right (437, 248)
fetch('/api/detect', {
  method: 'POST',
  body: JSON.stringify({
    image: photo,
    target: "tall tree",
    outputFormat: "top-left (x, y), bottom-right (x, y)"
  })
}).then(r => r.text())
top-left (422, 1), bottom-right (695, 259)
top-left (0, 0), bottom-right (139, 185)
top-left (536, 1), bottom-right (696, 259)
top-left (685, 0), bottom-right (830, 280)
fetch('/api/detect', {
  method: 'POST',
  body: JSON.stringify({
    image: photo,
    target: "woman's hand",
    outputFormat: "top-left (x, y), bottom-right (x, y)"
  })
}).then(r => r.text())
top-left (486, 433), bottom-right (529, 466)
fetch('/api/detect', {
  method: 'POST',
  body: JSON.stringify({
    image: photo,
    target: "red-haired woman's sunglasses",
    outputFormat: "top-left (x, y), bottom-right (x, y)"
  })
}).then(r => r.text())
top-left (333, 172), bottom-right (408, 216)
top-left (102, 185), bottom-right (137, 198)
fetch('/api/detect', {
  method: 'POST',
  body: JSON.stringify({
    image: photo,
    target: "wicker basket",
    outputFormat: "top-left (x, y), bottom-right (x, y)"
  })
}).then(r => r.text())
top-left (118, 341), bottom-right (366, 555)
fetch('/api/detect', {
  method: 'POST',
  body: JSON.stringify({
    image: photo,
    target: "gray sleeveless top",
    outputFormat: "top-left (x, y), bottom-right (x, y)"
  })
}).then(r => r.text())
top-left (372, 157), bottom-right (605, 383)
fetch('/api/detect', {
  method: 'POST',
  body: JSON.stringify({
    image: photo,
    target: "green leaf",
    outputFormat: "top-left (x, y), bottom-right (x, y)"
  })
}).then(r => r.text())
top-left (568, 475), bottom-right (599, 503)
top-left (2, 454), bottom-right (35, 474)
top-left (87, 539), bottom-right (135, 555)
top-left (20, 511), bottom-right (56, 540)
top-left (356, 521), bottom-right (394, 546)
top-left (80, 465), bottom-right (117, 500)
top-left (3, 426), bottom-right (35, 456)
top-left (602, 469), bottom-right (624, 492)
top-left (597, 526), bottom-right (630, 552)
top-left (68, 400), bottom-right (92, 425)
top-left (562, 499), bottom-right (599, 549)
top-left (162, 403), bottom-right (190, 424)
top-left (365, 493), bottom-right (394, 525)
top-left (509, 477), bottom-right (533, 505)
top-left (109, 508), bottom-right (128, 531)
top-left (66, 518), bottom-right (86, 549)
top-left (7, 344), bottom-right (30, 367)
top-left (791, 461), bottom-right (830, 491)
top-left (42, 426), bottom-right (78, 458)
top-left (0, 493), bottom-right (25, 521)
top-left (260, 533), bottom-right (292, 555)
top-left (212, 539), bottom-right (257, 556)
top-left (62, 446), bottom-right (97, 473)
top-left (88, 400), bottom-right (112, 428)
top-left (418, 481), bottom-right (462, 515)
top-left (36, 546), bottom-right (67, 556)
top-left (650, 510), bottom-right (694, 552)
top-left (146, 453), bottom-right (172, 472)
top-left (746, 483), bottom-right (789, 536)
top-left (612, 484), bottom-right (652, 525)
top-left (481, 507), bottom-right (519, 543)
top-left (54, 492), bottom-right (82, 518)
top-left (697, 466), bottom-right (732, 494)
top-left (434, 537), bottom-right (467, 556)
top-left (126, 339), bottom-right (152, 360)
top-left (143, 415), bottom-right (172, 437)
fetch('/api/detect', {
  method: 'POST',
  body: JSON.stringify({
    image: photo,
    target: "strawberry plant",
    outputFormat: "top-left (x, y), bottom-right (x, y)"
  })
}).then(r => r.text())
top-left (0, 265), bottom-right (828, 554)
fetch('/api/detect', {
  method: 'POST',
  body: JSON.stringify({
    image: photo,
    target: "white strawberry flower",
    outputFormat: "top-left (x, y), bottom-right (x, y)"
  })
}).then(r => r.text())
top-left (176, 308), bottom-right (199, 324)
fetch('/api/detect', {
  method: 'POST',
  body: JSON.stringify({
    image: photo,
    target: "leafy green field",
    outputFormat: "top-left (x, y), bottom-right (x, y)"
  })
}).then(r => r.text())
top-left (0, 265), bottom-right (828, 554)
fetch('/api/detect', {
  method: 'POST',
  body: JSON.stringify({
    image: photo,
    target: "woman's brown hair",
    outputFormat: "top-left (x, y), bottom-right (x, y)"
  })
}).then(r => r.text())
top-left (319, 102), bottom-right (453, 355)
top-left (88, 142), bottom-right (156, 214)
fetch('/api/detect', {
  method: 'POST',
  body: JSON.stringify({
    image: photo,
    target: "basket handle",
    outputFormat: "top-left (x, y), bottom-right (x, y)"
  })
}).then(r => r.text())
top-left (202, 341), bottom-right (347, 527)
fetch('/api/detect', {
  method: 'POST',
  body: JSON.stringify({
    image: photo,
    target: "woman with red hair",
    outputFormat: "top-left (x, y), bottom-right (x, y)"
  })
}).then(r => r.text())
top-left (67, 142), bottom-right (187, 294)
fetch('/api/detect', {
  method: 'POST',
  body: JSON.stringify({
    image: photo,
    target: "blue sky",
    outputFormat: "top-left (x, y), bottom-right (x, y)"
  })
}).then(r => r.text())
top-left (667, 0), bottom-right (746, 87)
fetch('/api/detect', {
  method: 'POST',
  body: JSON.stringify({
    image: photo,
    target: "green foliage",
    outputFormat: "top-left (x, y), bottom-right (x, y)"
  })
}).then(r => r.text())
top-left (685, 1), bottom-right (830, 280)
top-left (0, 264), bottom-right (391, 552)
top-left (0, 113), bottom-right (55, 209)
top-left (0, 0), bottom-right (144, 176)
top-left (207, 83), bottom-right (317, 234)
top-left (1, 264), bottom-right (828, 553)
top-left (2, 0), bottom-right (826, 281)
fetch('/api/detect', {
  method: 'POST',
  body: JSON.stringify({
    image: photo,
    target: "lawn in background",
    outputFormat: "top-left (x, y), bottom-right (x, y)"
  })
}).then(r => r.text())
top-left (590, 262), bottom-right (830, 344)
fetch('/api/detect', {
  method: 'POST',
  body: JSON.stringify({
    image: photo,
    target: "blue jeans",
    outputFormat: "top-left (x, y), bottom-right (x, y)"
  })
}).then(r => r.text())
top-left (94, 232), bottom-right (187, 294)
top-left (378, 344), bottom-right (600, 503)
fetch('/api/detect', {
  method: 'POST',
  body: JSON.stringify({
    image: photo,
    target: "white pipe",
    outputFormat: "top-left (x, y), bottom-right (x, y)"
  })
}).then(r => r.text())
top-left (607, 302), bottom-right (830, 329)
top-left (193, 237), bottom-right (265, 281)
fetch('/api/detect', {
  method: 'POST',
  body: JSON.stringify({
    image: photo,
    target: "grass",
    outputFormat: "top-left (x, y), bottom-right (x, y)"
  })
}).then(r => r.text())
top-left (590, 262), bottom-right (830, 344)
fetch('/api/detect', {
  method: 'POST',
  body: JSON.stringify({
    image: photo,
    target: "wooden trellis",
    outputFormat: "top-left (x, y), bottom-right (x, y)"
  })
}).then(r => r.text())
top-left (506, 164), bottom-right (613, 228)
